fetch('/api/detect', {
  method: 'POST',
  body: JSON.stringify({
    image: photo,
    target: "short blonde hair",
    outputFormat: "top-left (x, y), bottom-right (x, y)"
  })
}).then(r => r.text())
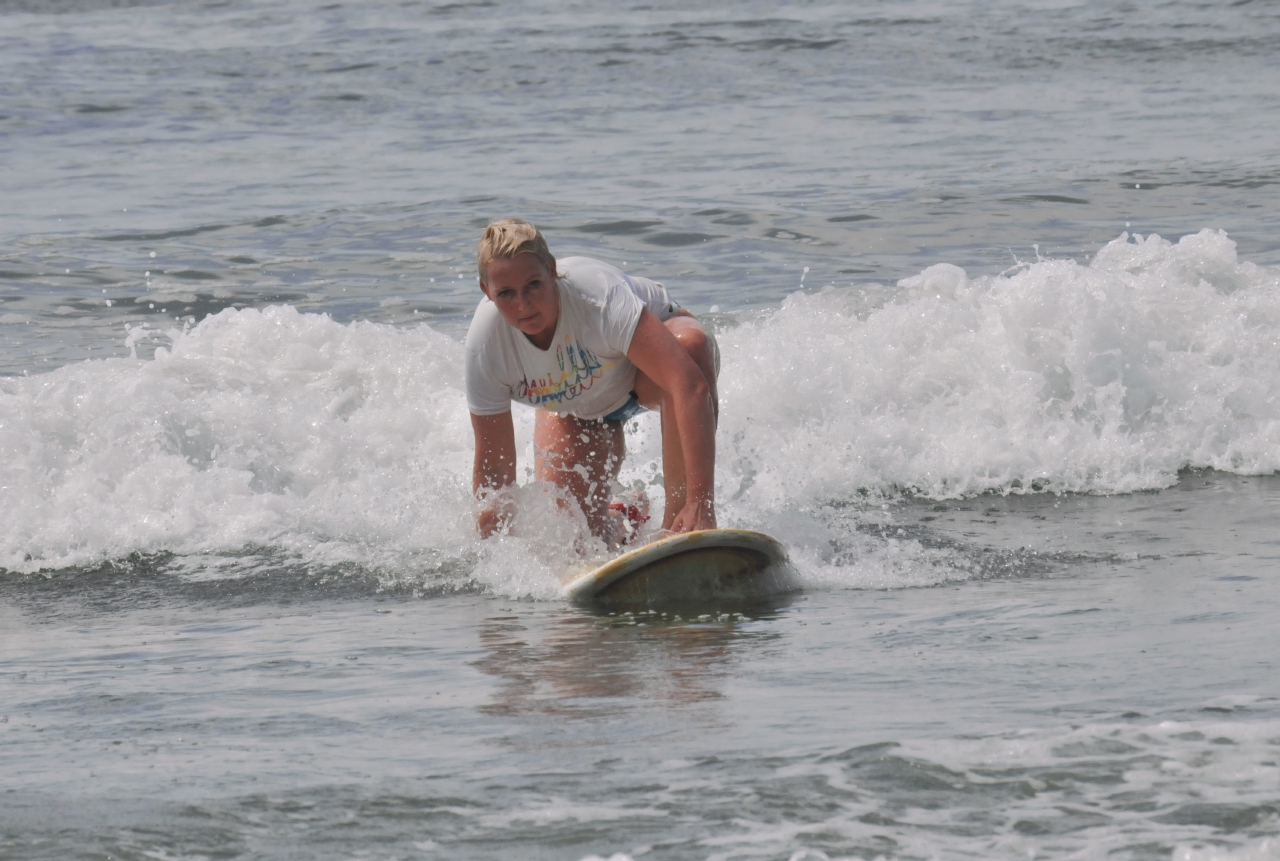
top-left (477, 218), bottom-right (556, 282)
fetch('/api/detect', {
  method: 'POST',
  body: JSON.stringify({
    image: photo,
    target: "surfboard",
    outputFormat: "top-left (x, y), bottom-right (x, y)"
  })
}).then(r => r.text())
top-left (563, 528), bottom-right (799, 609)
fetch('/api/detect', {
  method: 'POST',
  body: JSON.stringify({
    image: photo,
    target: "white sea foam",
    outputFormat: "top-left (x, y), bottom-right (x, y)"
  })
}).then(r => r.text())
top-left (3, 230), bottom-right (1279, 591)
top-left (717, 228), bottom-right (1280, 511)
top-left (0, 305), bottom-right (478, 576)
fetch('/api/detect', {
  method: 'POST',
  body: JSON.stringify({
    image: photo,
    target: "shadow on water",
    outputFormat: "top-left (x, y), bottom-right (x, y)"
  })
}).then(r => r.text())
top-left (472, 604), bottom-right (791, 727)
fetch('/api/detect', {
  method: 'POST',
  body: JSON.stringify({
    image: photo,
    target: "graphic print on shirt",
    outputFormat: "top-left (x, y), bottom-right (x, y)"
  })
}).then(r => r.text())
top-left (515, 335), bottom-right (610, 408)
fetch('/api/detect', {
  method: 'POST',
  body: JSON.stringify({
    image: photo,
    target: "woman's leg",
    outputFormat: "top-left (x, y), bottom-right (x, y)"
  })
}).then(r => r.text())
top-left (632, 315), bottom-right (719, 530)
top-left (534, 410), bottom-right (626, 539)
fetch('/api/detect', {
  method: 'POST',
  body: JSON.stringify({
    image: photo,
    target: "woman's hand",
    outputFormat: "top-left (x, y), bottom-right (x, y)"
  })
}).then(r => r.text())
top-left (476, 491), bottom-right (516, 538)
top-left (669, 497), bottom-right (716, 534)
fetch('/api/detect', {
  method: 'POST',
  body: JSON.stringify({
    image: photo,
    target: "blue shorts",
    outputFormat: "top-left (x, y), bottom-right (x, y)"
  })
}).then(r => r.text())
top-left (601, 394), bottom-right (647, 424)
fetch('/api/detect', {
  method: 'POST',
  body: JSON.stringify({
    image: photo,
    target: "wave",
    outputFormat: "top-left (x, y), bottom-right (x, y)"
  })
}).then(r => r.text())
top-left (718, 228), bottom-right (1280, 506)
top-left (2, 228), bottom-right (1277, 585)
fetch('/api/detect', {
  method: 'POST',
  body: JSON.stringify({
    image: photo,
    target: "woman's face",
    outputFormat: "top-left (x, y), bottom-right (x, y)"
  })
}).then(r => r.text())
top-left (481, 253), bottom-right (559, 350)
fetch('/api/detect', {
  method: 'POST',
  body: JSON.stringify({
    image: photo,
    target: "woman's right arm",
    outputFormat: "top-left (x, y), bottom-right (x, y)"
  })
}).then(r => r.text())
top-left (471, 410), bottom-right (517, 538)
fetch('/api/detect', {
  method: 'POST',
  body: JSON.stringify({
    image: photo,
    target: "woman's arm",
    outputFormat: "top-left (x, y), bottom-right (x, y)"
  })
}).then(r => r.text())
top-left (471, 410), bottom-right (517, 537)
top-left (626, 309), bottom-right (717, 533)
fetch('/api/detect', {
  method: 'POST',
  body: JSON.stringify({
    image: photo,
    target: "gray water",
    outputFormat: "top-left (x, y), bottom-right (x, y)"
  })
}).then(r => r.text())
top-left (3, 1), bottom-right (1280, 859)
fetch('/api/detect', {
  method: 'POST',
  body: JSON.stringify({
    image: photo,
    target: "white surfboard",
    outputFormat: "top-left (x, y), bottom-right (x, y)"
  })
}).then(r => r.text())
top-left (562, 528), bottom-right (799, 609)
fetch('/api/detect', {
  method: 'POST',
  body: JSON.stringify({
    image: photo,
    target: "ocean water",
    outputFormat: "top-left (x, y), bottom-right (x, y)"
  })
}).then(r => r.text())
top-left (3, 1), bottom-right (1280, 859)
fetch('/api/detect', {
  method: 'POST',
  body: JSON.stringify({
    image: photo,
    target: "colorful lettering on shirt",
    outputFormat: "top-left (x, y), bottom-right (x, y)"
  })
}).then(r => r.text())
top-left (515, 335), bottom-right (610, 408)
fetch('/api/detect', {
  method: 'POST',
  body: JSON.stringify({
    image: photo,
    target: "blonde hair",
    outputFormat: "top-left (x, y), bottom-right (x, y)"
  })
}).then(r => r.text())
top-left (477, 218), bottom-right (556, 282)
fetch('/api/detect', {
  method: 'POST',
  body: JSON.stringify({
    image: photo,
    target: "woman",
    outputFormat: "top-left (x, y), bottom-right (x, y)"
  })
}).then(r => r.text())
top-left (464, 219), bottom-right (718, 544)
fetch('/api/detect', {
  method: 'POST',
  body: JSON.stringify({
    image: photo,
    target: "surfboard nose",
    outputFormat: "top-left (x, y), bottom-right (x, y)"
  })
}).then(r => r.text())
top-left (566, 529), bottom-right (800, 611)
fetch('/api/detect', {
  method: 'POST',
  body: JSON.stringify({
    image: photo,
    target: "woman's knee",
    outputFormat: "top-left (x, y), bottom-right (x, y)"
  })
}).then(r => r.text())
top-left (665, 318), bottom-right (713, 367)
top-left (669, 321), bottom-right (720, 387)
top-left (675, 324), bottom-right (708, 354)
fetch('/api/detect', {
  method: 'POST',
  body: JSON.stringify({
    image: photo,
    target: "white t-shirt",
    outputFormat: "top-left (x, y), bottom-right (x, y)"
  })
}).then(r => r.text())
top-left (464, 256), bottom-right (679, 420)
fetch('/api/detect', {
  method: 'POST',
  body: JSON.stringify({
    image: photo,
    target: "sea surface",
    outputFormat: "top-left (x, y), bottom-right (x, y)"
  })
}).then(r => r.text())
top-left (3, 1), bottom-right (1280, 859)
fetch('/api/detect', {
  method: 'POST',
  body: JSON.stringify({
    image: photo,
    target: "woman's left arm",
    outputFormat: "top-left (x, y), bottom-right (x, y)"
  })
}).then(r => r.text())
top-left (626, 308), bottom-right (717, 532)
